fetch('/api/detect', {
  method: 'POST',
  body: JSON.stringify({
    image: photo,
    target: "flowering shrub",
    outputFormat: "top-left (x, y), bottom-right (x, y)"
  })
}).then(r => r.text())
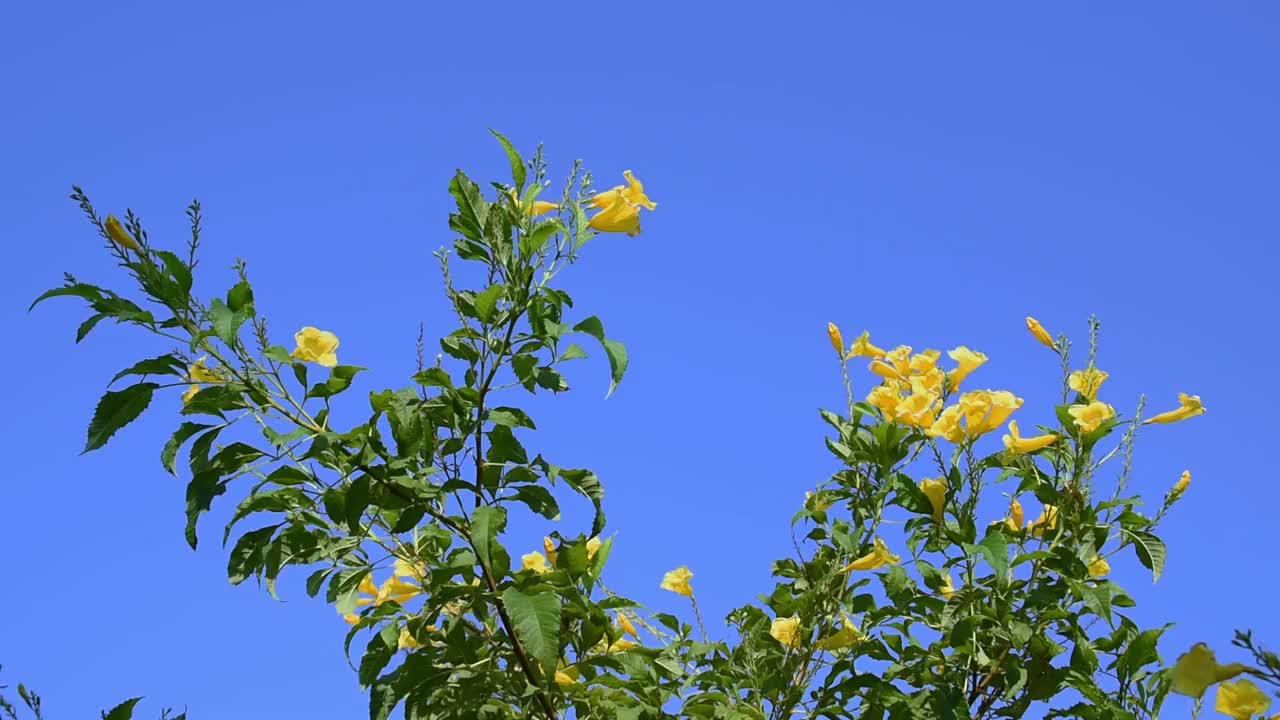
top-left (22, 135), bottom-right (1279, 719)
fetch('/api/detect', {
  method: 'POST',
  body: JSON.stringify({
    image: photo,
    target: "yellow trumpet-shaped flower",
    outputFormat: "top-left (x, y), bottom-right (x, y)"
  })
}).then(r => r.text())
top-left (1003, 498), bottom-right (1025, 534)
top-left (939, 571), bottom-right (956, 600)
top-left (522, 551), bottom-right (551, 574)
top-left (817, 613), bottom-right (860, 651)
top-left (181, 384), bottom-right (201, 404)
top-left (292, 326), bottom-right (339, 367)
top-left (1025, 317), bottom-right (1055, 349)
top-left (660, 566), bottom-right (694, 597)
top-left (554, 664), bottom-right (580, 685)
top-left (910, 368), bottom-right (946, 398)
top-left (617, 613), bottom-right (638, 638)
top-left (842, 537), bottom-right (900, 572)
top-left (957, 390), bottom-right (1024, 437)
top-left (1172, 469), bottom-right (1191, 497)
top-left (927, 404), bottom-right (966, 443)
top-left (543, 536), bottom-right (558, 565)
top-left (869, 359), bottom-right (905, 382)
top-left (1087, 557), bottom-right (1111, 577)
top-left (947, 346), bottom-right (987, 390)
top-left (919, 477), bottom-right (947, 522)
top-left (909, 350), bottom-right (941, 375)
top-left (894, 392), bottom-right (939, 429)
top-left (376, 576), bottom-right (422, 606)
top-left (589, 170), bottom-right (657, 211)
top-left (1146, 393), bottom-right (1205, 424)
top-left (1067, 401), bottom-right (1116, 434)
top-left (342, 613), bottom-right (360, 625)
top-left (354, 573), bottom-right (380, 608)
top-left (398, 627), bottom-right (423, 650)
top-left (1171, 643), bottom-right (1254, 698)
top-left (827, 322), bottom-right (844, 355)
top-left (188, 357), bottom-right (222, 383)
top-left (846, 330), bottom-right (887, 360)
top-left (526, 200), bottom-right (560, 216)
top-left (1067, 367), bottom-right (1109, 401)
top-left (867, 383), bottom-right (902, 415)
top-left (770, 616), bottom-right (801, 648)
top-left (885, 346), bottom-right (913, 376)
top-left (1027, 505), bottom-right (1058, 538)
top-left (606, 638), bottom-right (637, 653)
top-left (104, 215), bottom-right (140, 251)
top-left (1002, 420), bottom-right (1058, 454)
top-left (393, 557), bottom-right (427, 583)
top-left (1215, 679), bottom-right (1270, 720)
top-left (587, 195), bottom-right (642, 236)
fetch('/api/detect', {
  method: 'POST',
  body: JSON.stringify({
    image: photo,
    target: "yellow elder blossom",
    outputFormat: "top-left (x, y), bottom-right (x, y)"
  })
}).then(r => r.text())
top-left (587, 195), bottom-right (642, 236)
top-left (1172, 469), bottom-right (1191, 496)
top-left (554, 665), bottom-right (580, 685)
top-left (1215, 679), bottom-right (1271, 720)
top-left (909, 349), bottom-right (941, 374)
top-left (842, 537), bottom-right (900, 572)
top-left (939, 571), bottom-right (956, 600)
top-left (526, 200), bottom-right (560, 216)
top-left (1068, 367), bottom-right (1109, 401)
top-left (894, 391), bottom-right (939, 428)
top-left (950, 390), bottom-right (1024, 438)
top-left (292, 327), bottom-right (339, 367)
top-left (589, 170), bottom-right (657, 211)
top-left (1146, 392), bottom-right (1206, 424)
top-left (104, 214), bottom-right (140, 251)
top-left (885, 346), bottom-right (913, 376)
top-left (188, 357), bottom-right (222, 383)
top-left (867, 384), bottom-right (902, 414)
top-left (617, 613), bottom-right (639, 638)
top-left (393, 557), bottom-right (427, 582)
top-left (1002, 420), bottom-right (1058, 454)
top-left (1003, 498), bottom-right (1025, 534)
top-left (661, 566), bottom-right (694, 597)
top-left (181, 385), bottom-right (201, 404)
top-left (817, 614), bottom-right (860, 651)
top-left (587, 536), bottom-right (603, 559)
top-left (947, 346), bottom-right (987, 390)
top-left (910, 368), bottom-right (946, 397)
top-left (1068, 401), bottom-right (1116, 434)
top-left (1027, 505), bottom-right (1058, 538)
top-left (927, 404), bottom-right (965, 443)
top-left (543, 536), bottom-right (558, 564)
top-left (398, 628), bottom-right (423, 650)
top-left (343, 613), bottom-right (360, 625)
top-left (1025, 316), bottom-right (1055, 349)
top-left (919, 477), bottom-right (946, 522)
top-left (1171, 643), bottom-right (1253, 698)
top-left (770, 616), bottom-right (801, 648)
top-left (869, 359), bottom-right (904, 382)
top-left (846, 330), bottom-right (887, 359)
top-left (521, 551), bottom-right (551, 574)
top-left (1087, 557), bottom-right (1111, 577)
top-left (827, 323), bottom-right (844, 355)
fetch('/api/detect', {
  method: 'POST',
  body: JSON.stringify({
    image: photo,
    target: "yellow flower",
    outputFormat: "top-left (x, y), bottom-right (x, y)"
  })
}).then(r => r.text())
top-left (589, 170), bottom-right (657, 211)
top-left (586, 536), bottom-right (602, 559)
top-left (1025, 316), bottom-right (1055, 349)
top-left (1027, 505), bottom-right (1058, 538)
top-left (342, 613), bottom-right (360, 625)
top-left (958, 390), bottom-right (1024, 437)
top-left (188, 357), bottom-right (222, 383)
top-left (1003, 498), bottom-right (1024, 534)
top-left (554, 664), bottom-right (580, 685)
top-left (376, 576), bottom-right (422, 606)
top-left (1172, 469), bottom-right (1191, 496)
top-left (617, 613), bottom-right (638, 638)
top-left (846, 330), bottom-right (887, 359)
top-left (104, 215), bottom-right (140, 251)
top-left (894, 391), bottom-right (939, 428)
top-left (291, 327), bottom-right (339, 367)
top-left (1087, 556), bottom-right (1111, 577)
top-left (398, 627), bottom-right (423, 650)
top-left (1002, 420), bottom-right (1058, 454)
top-left (869, 359), bottom-right (905, 382)
top-left (910, 368), bottom-right (946, 398)
top-left (587, 195), bottom-right (642, 236)
top-left (393, 557), bottom-right (427, 582)
top-left (354, 573), bottom-right (380, 608)
top-left (885, 346), bottom-right (913, 376)
top-left (1067, 401), bottom-right (1116, 434)
top-left (842, 537), bottom-right (900, 572)
top-left (1067, 367), bottom-right (1109, 401)
top-left (909, 350), bottom-right (941, 374)
top-left (522, 552), bottom-right (551, 574)
top-left (939, 571), bottom-right (956, 600)
top-left (817, 613), bottom-right (859, 651)
top-left (919, 477), bottom-right (947, 522)
top-left (1171, 643), bottom-right (1253, 698)
top-left (770, 616), bottom-right (801, 648)
top-left (543, 536), bottom-right (558, 565)
top-left (867, 384), bottom-right (902, 414)
top-left (1146, 392), bottom-right (1206, 424)
top-left (660, 566), bottom-right (694, 597)
top-left (926, 404), bottom-right (965, 443)
top-left (526, 200), bottom-right (560, 216)
top-left (1215, 679), bottom-right (1271, 719)
top-left (607, 638), bottom-right (637, 653)
top-left (827, 322), bottom-right (844, 355)
top-left (181, 384), bottom-right (201, 404)
top-left (947, 346), bottom-right (987, 390)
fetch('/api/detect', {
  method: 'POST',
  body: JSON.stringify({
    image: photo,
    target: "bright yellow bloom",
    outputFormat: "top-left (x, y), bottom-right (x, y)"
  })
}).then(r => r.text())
top-left (919, 477), bottom-right (947, 522)
top-left (522, 551), bottom-right (551, 574)
top-left (1068, 401), bottom-right (1116, 434)
top-left (939, 572), bottom-right (956, 600)
top-left (660, 566), bottom-right (694, 597)
top-left (393, 557), bottom-right (427, 582)
top-left (1215, 679), bottom-right (1270, 719)
top-left (1004, 498), bottom-right (1024, 534)
top-left (1146, 393), bottom-right (1206, 424)
top-left (527, 200), bottom-right (560, 216)
top-left (910, 368), bottom-right (946, 397)
top-left (1172, 469), bottom-right (1191, 496)
top-left (376, 576), bottom-right (422, 606)
top-left (885, 345), bottom-right (913, 376)
top-left (607, 638), bottom-right (637, 653)
top-left (104, 215), bottom-right (140, 251)
top-left (1027, 505), bottom-right (1058, 538)
top-left (543, 536), bottom-right (558, 565)
top-left (958, 390), bottom-right (1024, 437)
top-left (867, 384), bottom-right (902, 414)
top-left (586, 536), bottom-right (602, 559)
top-left (827, 322), bottom-right (844, 355)
top-left (587, 195), bottom-right (642, 236)
top-left (909, 350), bottom-right (941, 374)
top-left (181, 384), bottom-right (200, 404)
top-left (354, 573), bottom-right (380, 608)
top-left (1025, 317), bottom-right (1055, 349)
top-left (589, 170), bottom-right (657, 211)
top-left (817, 613), bottom-right (860, 651)
top-left (188, 357), bottom-right (221, 383)
top-left (343, 613), bottom-right (360, 625)
top-left (846, 330), bottom-right (887, 359)
top-left (770, 616), bottom-right (801, 648)
top-left (617, 613), bottom-right (638, 638)
top-left (1002, 420), bottom-right (1058, 454)
top-left (1087, 556), bottom-right (1111, 577)
top-left (842, 537), bottom-right (900, 572)
top-left (1068, 367), bottom-right (1109, 401)
top-left (398, 627), bottom-right (423, 650)
top-left (292, 327), bottom-right (339, 367)
top-left (554, 664), bottom-right (580, 685)
top-left (1171, 643), bottom-right (1253, 698)
top-left (869, 359), bottom-right (905, 382)
top-left (927, 404), bottom-right (965, 443)
top-left (894, 391), bottom-right (939, 428)
top-left (947, 346), bottom-right (987, 390)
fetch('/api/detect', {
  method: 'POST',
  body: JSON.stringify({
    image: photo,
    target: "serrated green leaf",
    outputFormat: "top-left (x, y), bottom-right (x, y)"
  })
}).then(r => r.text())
top-left (1124, 529), bottom-right (1167, 583)
top-left (471, 505), bottom-right (508, 577)
top-left (473, 284), bottom-right (504, 324)
top-left (111, 354), bottom-right (186, 384)
top-left (84, 382), bottom-right (157, 453)
top-left (102, 697), bottom-right (143, 720)
top-left (490, 129), bottom-right (526, 192)
top-left (162, 422), bottom-right (214, 474)
top-left (572, 315), bottom-right (628, 397)
top-left (501, 587), bottom-right (561, 677)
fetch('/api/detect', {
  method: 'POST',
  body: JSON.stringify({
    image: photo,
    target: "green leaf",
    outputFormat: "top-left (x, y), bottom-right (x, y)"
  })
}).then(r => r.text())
top-left (111, 354), bottom-right (186, 384)
top-left (102, 698), bottom-right (143, 720)
top-left (227, 524), bottom-right (280, 584)
top-left (185, 471), bottom-right (228, 549)
top-left (490, 129), bottom-right (526, 192)
top-left (208, 298), bottom-right (244, 346)
top-left (359, 632), bottom-right (396, 687)
top-left (501, 587), bottom-right (561, 677)
top-left (262, 345), bottom-right (294, 364)
top-left (227, 280), bottom-right (254, 314)
top-left (507, 485), bottom-right (561, 521)
top-left (29, 281), bottom-right (104, 311)
top-left (557, 468), bottom-right (606, 538)
top-left (307, 365), bottom-right (366, 399)
top-left (471, 505), bottom-right (509, 577)
top-left (413, 367), bottom-right (454, 388)
top-left (977, 531), bottom-right (1010, 578)
top-left (485, 406), bottom-right (536, 429)
top-left (1124, 529), bottom-right (1167, 583)
top-left (84, 382), bottom-right (157, 453)
top-left (558, 343), bottom-right (588, 362)
top-left (521, 220), bottom-right (562, 258)
top-left (473, 284), bottom-right (504, 324)
top-left (573, 316), bottom-right (629, 397)
top-left (447, 171), bottom-right (489, 242)
top-left (162, 422), bottom-right (213, 474)
top-left (76, 313), bottom-right (108, 342)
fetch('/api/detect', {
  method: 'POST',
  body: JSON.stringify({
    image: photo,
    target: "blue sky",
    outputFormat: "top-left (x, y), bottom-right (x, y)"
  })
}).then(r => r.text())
top-left (2, 2), bottom-right (1277, 717)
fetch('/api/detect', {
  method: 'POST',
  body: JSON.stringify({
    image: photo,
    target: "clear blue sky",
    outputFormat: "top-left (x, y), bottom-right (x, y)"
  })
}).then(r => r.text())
top-left (2, 3), bottom-right (1277, 717)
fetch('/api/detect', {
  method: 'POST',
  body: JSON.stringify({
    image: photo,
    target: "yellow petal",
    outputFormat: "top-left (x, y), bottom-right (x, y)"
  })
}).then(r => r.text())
top-left (292, 326), bottom-right (340, 367)
top-left (770, 616), bottom-right (801, 648)
top-left (617, 613), bottom-right (638, 638)
top-left (947, 346), bottom-right (987, 390)
top-left (1215, 678), bottom-right (1271, 720)
top-left (1025, 317), bottom-right (1055, 349)
top-left (846, 330), bottom-right (887, 359)
top-left (919, 477), bottom-right (947, 522)
top-left (542, 536), bottom-right (558, 565)
top-left (526, 200), bottom-right (560, 216)
top-left (1087, 557), bottom-right (1111, 577)
top-left (181, 384), bottom-right (201, 404)
top-left (587, 195), bottom-right (642, 236)
top-left (1172, 469), bottom-right (1191, 496)
top-left (817, 613), bottom-right (860, 651)
top-left (1027, 505), bottom-right (1058, 538)
top-left (621, 170), bottom-right (657, 210)
top-left (104, 214), bottom-right (140, 251)
top-left (1067, 367), bottom-right (1109, 401)
top-left (398, 627), bottom-right (423, 650)
top-left (1145, 393), bottom-right (1205, 425)
top-left (1002, 420), bottom-right (1058, 454)
top-left (827, 322), bottom-right (844, 355)
top-left (939, 572), bottom-right (956, 600)
top-left (660, 566), bottom-right (694, 597)
top-left (842, 538), bottom-right (900, 572)
top-left (1067, 401), bottom-right (1116, 434)
top-left (521, 551), bottom-right (551, 575)
top-left (586, 536), bottom-right (602, 559)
